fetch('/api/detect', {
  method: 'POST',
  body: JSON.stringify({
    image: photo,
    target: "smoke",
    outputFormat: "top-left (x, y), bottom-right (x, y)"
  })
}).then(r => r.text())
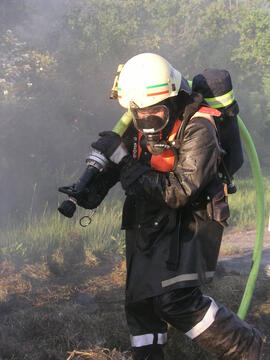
top-left (14, 1), bottom-right (64, 44)
top-left (0, 0), bottom-right (269, 222)
top-left (0, 1), bottom-right (121, 221)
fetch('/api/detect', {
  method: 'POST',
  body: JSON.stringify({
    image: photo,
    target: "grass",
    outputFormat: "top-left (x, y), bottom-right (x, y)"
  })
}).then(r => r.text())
top-left (66, 349), bottom-right (132, 359)
top-left (0, 198), bottom-right (124, 264)
top-left (166, 274), bottom-right (270, 359)
top-left (0, 177), bottom-right (269, 359)
top-left (227, 176), bottom-right (270, 228)
top-left (0, 254), bottom-right (269, 359)
top-left (219, 243), bottom-right (243, 257)
top-left (0, 176), bottom-right (269, 263)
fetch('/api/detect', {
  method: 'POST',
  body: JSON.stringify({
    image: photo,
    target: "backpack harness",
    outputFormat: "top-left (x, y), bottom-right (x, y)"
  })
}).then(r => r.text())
top-left (137, 106), bottom-right (221, 172)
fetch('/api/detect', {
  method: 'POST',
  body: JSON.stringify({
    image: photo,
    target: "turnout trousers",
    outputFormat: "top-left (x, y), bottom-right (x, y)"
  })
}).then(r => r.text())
top-left (125, 287), bottom-right (263, 360)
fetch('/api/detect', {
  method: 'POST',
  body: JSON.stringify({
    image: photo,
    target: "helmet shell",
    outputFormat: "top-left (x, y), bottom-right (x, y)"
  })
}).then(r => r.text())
top-left (118, 53), bottom-right (184, 109)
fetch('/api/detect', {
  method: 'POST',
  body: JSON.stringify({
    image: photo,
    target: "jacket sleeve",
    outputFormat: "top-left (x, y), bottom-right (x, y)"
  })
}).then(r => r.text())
top-left (76, 162), bottom-right (120, 209)
top-left (133, 118), bottom-right (222, 209)
top-left (78, 124), bottom-right (136, 209)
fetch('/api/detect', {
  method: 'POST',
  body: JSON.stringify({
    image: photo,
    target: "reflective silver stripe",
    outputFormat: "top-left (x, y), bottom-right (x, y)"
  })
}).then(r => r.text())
top-left (185, 296), bottom-right (219, 339)
top-left (157, 333), bottom-right (167, 345)
top-left (161, 271), bottom-right (215, 288)
top-left (130, 334), bottom-right (154, 347)
top-left (110, 143), bottom-right (128, 164)
top-left (130, 333), bottom-right (167, 347)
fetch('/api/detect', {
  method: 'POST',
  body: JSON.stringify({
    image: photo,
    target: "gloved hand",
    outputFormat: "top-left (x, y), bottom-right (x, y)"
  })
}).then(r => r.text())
top-left (58, 184), bottom-right (94, 207)
top-left (58, 184), bottom-right (87, 218)
top-left (91, 131), bottom-right (128, 164)
top-left (59, 182), bottom-right (107, 210)
top-left (119, 155), bottom-right (167, 204)
top-left (76, 181), bottom-right (109, 209)
top-left (59, 184), bottom-right (89, 204)
top-left (119, 154), bottom-right (150, 193)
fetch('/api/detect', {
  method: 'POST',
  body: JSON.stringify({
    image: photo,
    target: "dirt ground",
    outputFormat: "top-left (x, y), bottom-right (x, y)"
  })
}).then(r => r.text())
top-left (0, 229), bottom-right (269, 359)
top-left (222, 227), bottom-right (270, 255)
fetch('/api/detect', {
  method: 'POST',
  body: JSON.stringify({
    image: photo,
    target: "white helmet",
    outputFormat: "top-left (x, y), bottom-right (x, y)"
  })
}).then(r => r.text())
top-left (117, 53), bottom-right (191, 109)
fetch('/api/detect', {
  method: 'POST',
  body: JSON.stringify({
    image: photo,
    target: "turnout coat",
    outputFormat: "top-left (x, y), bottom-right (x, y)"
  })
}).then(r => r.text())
top-left (81, 104), bottom-right (229, 304)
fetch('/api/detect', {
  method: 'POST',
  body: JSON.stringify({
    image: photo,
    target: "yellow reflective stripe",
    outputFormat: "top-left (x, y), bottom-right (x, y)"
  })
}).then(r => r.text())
top-left (205, 89), bottom-right (235, 108)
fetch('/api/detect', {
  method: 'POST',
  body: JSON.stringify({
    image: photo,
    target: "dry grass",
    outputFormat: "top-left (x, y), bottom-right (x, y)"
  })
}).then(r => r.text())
top-left (66, 348), bottom-right (131, 360)
top-left (0, 251), bottom-right (269, 359)
top-left (219, 243), bottom-right (243, 257)
top-left (0, 224), bottom-right (269, 359)
top-left (0, 246), bottom-right (128, 360)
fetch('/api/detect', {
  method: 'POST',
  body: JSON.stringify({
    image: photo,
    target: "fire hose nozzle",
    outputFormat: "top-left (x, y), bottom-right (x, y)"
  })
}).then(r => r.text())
top-left (58, 150), bottom-right (108, 218)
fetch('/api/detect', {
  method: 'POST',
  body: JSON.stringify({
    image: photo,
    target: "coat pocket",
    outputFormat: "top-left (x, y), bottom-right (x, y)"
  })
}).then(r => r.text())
top-left (207, 188), bottom-right (230, 226)
top-left (137, 213), bottom-right (169, 254)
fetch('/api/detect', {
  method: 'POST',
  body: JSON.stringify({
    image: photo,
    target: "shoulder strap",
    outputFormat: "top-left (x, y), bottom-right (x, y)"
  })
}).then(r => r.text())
top-left (191, 112), bottom-right (217, 132)
top-left (190, 106), bottom-right (221, 132)
top-left (191, 107), bottom-right (236, 193)
top-left (175, 105), bottom-right (221, 145)
top-left (195, 106), bottom-right (221, 117)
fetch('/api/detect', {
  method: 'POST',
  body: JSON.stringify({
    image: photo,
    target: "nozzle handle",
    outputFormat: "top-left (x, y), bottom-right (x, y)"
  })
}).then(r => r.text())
top-left (112, 110), bottom-right (133, 137)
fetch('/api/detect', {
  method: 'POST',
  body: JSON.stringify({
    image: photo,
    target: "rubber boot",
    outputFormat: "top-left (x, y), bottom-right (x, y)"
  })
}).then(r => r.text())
top-left (132, 344), bottom-right (164, 360)
top-left (193, 304), bottom-right (263, 359)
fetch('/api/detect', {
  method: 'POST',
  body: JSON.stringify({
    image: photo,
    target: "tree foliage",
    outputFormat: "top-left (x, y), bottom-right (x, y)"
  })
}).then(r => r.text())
top-left (0, 30), bottom-right (56, 106)
top-left (66, 0), bottom-right (270, 160)
top-left (232, 4), bottom-right (270, 72)
top-left (0, 0), bottom-right (269, 218)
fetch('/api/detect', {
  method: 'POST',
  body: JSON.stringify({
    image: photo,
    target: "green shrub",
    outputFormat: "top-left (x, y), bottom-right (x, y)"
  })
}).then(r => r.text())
top-left (228, 176), bottom-right (270, 228)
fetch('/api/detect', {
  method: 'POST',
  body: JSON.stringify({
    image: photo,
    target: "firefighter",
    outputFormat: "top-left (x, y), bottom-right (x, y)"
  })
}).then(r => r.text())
top-left (79, 53), bottom-right (263, 359)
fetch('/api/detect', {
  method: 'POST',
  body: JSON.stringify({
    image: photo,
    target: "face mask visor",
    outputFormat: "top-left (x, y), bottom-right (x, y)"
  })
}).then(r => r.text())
top-left (130, 102), bottom-right (170, 134)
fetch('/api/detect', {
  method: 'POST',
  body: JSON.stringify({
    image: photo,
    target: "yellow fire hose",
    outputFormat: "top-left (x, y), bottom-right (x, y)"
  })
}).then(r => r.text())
top-left (112, 111), bottom-right (265, 320)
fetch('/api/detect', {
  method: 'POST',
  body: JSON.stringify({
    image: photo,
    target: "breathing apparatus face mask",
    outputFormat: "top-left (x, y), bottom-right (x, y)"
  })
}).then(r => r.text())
top-left (130, 101), bottom-right (170, 154)
top-left (130, 102), bottom-right (170, 134)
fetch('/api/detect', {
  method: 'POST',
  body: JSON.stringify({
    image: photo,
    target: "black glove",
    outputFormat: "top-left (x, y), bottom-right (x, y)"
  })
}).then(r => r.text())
top-left (76, 184), bottom-right (107, 209)
top-left (119, 155), bottom-right (167, 204)
top-left (59, 183), bottom-right (106, 210)
top-left (91, 131), bottom-right (128, 164)
top-left (58, 184), bottom-right (88, 203)
top-left (119, 154), bottom-right (150, 192)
